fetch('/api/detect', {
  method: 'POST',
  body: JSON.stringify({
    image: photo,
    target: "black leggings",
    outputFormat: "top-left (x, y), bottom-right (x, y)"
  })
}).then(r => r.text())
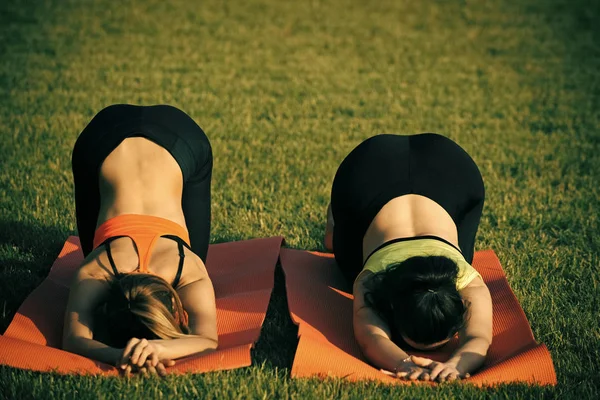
top-left (331, 133), bottom-right (485, 282)
top-left (71, 104), bottom-right (212, 261)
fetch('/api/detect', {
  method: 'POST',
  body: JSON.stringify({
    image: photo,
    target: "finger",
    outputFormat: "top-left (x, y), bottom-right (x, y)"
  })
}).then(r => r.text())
top-left (136, 347), bottom-right (153, 367)
top-left (130, 339), bottom-right (149, 365)
top-left (164, 359), bottom-right (176, 367)
top-left (146, 364), bottom-right (157, 376)
top-left (394, 366), bottom-right (412, 379)
top-left (437, 368), bottom-right (453, 382)
top-left (139, 366), bottom-right (148, 377)
top-left (410, 356), bottom-right (433, 368)
top-left (463, 373), bottom-right (471, 379)
top-left (157, 363), bottom-right (168, 377)
top-left (120, 338), bottom-right (140, 367)
top-left (447, 373), bottom-right (459, 381)
top-left (145, 359), bottom-right (159, 374)
top-left (125, 365), bottom-right (132, 377)
top-left (420, 372), bottom-right (431, 381)
top-left (380, 369), bottom-right (396, 377)
top-left (409, 369), bottom-right (423, 380)
top-left (395, 371), bottom-right (409, 379)
top-left (429, 363), bottom-right (445, 381)
top-left (151, 352), bottom-right (159, 367)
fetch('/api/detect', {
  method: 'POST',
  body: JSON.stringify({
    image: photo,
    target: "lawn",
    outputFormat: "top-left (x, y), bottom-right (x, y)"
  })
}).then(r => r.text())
top-left (0, 0), bottom-right (598, 398)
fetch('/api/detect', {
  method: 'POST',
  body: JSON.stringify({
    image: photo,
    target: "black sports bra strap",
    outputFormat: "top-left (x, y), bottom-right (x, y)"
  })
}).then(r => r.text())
top-left (104, 241), bottom-right (121, 277)
top-left (102, 235), bottom-right (188, 286)
top-left (172, 240), bottom-right (185, 288)
top-left (162, 234), bottom-right (192, 251)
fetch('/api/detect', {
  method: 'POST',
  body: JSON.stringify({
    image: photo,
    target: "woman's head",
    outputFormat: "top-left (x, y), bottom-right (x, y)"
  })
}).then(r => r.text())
top-left (364, 256), bottom-right (468, 348)
top-left (96, 273), bottom-right (190, 348)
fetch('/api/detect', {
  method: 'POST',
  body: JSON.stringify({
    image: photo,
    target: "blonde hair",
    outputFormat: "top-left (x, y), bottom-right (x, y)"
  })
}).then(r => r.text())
top-left (97, 273), bottom-right (191, 347)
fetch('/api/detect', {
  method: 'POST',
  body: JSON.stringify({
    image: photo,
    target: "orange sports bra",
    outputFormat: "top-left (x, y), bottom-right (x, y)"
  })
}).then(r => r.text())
top-left (93, 214), bottom-right (192, 287)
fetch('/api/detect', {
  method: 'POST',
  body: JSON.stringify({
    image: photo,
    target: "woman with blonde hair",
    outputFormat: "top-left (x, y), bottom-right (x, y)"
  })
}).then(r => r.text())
top-left (63, 104), bottom-right (217, 376)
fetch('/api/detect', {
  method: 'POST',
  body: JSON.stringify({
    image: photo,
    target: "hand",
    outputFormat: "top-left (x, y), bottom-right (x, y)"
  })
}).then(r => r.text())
top-left (122, 359), bottom-right (176, 378)
top-left (120, 338), bottom-right (165, 368)
top-left (118, 338), bottom-right (175, 377)
top-left (384, 356), bottom-right (432, 381)
top-left (410, 356), bottom-right (470, 382)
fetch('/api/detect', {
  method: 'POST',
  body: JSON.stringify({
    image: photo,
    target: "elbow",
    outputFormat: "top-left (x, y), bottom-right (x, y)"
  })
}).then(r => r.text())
top-left (62, 335), bottom-right (79, 353)
top-left (62, 333), bottom-right (73, 350)
top-left (358, 335), bottom-right (375, 356)
top-left (192, 334), bottom-right (218, 351)
top-left (479, 339), bottom-right (491, 359)
top-left (479, 332), bottom-right (493, 349)
top-left (208, 337), bottom-right (218, 350)
top-left (466, 335), bottom-right (492, 355)
top-left (357, 333), bottom-right (384, 363)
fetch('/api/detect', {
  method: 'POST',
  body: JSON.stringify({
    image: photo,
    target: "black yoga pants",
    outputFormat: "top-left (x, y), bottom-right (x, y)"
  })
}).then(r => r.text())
top-left (330, 133), bottom-right (485, 282)
top-left (71, 104), bottom-right (212, 261)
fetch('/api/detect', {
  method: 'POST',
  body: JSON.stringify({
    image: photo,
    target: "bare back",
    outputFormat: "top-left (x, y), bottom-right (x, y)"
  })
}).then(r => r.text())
top-left (98, 137), bottom-right (186, 228)
top-left (86, 137), bottom-right (207, 285)
top-left (362, 194), bottom-right (459, 264)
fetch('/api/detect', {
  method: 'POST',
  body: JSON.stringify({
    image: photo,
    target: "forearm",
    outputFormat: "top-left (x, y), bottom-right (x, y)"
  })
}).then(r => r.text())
top-left (63, 336), bottom-right (122, 365)
top-left (153, 336), bottom-right (218, 360)
top-left (360, 334), bottom-right (410, 371)
top-left (446, 337), bottom-right (490, 375)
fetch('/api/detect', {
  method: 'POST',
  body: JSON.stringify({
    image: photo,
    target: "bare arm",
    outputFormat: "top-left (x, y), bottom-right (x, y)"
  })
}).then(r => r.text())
top-left (146, 275), bottom-right (218, 360)
top-left (62, 268), bottom-right (122, 365)
top-left (353, 307), bottom-right (411, 371)
top-left (352, 275), bottom-right (427, 378)
top-left (412, 276), bottom-right (493, 380)
top-left (446, 277), bottom-right (493, 374)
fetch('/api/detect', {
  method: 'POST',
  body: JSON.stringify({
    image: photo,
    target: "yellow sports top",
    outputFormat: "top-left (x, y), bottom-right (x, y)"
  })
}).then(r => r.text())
top-left (358, 238), bottom-right (481, 290)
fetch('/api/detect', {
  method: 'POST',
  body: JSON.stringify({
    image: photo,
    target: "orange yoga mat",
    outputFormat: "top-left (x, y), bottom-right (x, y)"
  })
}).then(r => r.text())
top-left (280, 249), bottom-right (557, 386)
top-left (0, 235), bottom-right (283, 375)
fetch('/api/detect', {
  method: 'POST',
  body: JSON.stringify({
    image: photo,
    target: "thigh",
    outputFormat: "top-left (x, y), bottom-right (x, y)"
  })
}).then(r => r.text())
top-left (71, 105), bottom-right (142, 255)
top-left (332, 221), bottom-right (364, 282)
top-left (181, 150), bottom-right (212, 263)
top-left (142, 106), bottom-right (214, 262)
top-left (331, 134), bottom-right (411, 280)
top-left (455, 194), bottom-right (484, 263)
top-left (140, 105), bottom-right (210, 181)
top-left (409, 133), bottom-right (485, 260)
top-left (72, 154), bottom-right (100, 257)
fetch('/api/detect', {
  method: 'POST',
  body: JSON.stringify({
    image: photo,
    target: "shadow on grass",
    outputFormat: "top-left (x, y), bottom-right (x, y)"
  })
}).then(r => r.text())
top-left (0, 218), bottom-right (70, 333)
top-left (251, 263), bottom-right (299, 373)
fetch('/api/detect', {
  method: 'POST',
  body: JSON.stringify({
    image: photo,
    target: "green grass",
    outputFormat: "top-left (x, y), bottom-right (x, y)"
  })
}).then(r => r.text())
top-left (1, 0), bottom-right (599, 398)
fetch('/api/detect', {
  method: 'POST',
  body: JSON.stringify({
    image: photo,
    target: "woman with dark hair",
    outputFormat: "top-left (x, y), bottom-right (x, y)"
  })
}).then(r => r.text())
top-left (63, 104), bottom-right (217, 376)
top-left (325, 133), bottom-right (493, 382)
